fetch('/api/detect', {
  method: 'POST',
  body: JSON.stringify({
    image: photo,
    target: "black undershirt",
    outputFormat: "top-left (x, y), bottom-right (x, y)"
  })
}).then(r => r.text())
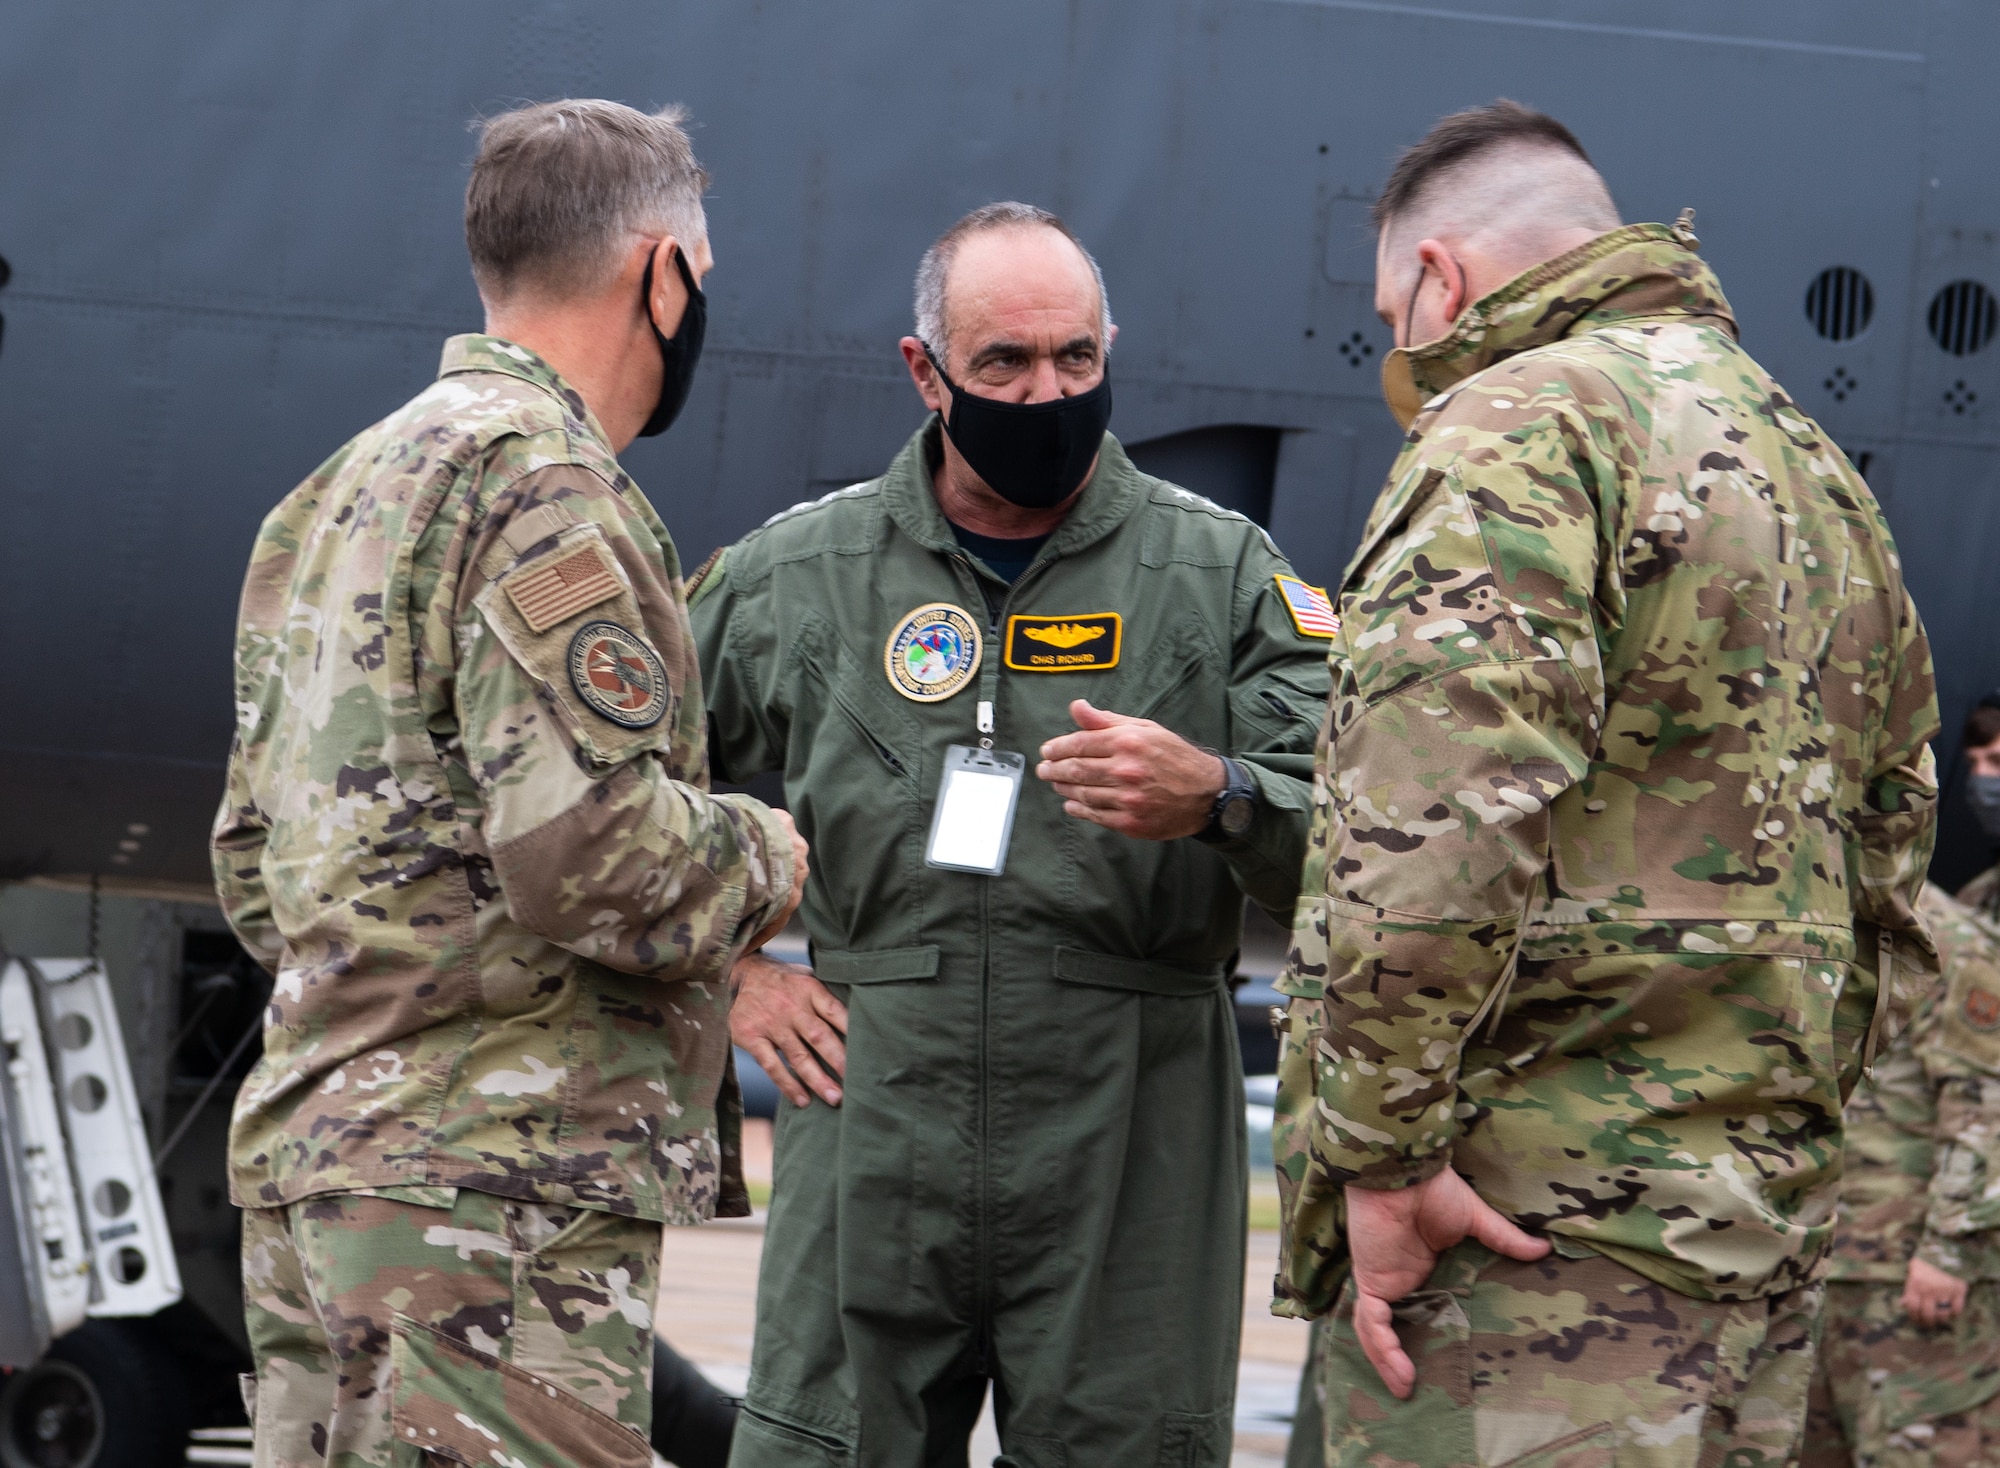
top-left (948, 520), bottom-right (1050, 585)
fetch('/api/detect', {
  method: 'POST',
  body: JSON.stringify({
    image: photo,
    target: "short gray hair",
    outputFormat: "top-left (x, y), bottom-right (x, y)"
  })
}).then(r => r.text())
top-left (466, 99), bottom-right (709, 302)
top-left (913, 202), bottom-right (1113, 363)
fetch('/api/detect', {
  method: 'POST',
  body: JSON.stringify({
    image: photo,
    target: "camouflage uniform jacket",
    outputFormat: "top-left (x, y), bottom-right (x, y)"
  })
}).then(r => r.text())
top-left (211, 335), bottom-right (794, 1224)
top-left (1274, 225), bottom-right (1940, 1311)
top-left (1831, 879), bottom-right (2000, 1282)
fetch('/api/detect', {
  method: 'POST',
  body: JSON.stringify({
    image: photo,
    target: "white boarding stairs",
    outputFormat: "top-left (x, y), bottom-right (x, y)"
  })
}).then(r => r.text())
top-left (0, 958), bottom-right (181, 1352)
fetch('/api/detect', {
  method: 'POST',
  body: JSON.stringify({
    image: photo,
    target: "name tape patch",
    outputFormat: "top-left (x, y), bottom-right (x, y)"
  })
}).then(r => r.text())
top-left (506, 545), bottom-right (621, 633)
top-left (1274, 574), bottom-right (1341, 639)
top-left (1005, 613), bottom-right (1121, 672)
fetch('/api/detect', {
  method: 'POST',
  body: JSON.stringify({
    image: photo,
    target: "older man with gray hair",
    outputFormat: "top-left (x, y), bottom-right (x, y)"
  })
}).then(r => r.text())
top-left (689, 202), bottom-right (1333, 1466)
top-left (215, 99), bottom-right (805, 1468)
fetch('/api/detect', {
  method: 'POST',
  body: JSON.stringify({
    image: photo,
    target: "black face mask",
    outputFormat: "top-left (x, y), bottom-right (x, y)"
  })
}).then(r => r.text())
top-left (635, 243), bottom-right (706, 438)
top-left (925, 347), bottom-right (1113, 509)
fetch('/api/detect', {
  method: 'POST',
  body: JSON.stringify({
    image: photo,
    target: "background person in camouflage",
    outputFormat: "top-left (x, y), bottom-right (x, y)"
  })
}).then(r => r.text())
top-left (1271, 101), bottom-right (1940, 1467)
top-left (1803, 709), bottom-right (2000, 1467)
top-left (211, 100), bottom-right (805, 1467)
top-left (1955, 695), bottom-right (2000, 924)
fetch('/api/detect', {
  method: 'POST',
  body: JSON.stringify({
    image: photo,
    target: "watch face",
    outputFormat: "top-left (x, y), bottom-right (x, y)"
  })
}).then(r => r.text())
top-left (1218, 795), bottom-right (1255, 837)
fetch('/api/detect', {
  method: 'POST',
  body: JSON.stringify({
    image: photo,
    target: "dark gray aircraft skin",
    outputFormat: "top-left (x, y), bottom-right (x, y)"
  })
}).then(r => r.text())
top-left (3, 0), bottom-right (1998, 895)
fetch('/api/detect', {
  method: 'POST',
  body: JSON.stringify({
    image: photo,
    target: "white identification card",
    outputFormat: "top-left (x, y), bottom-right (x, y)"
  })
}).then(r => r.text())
top-left (924, 744), bottom-right (1026, 875)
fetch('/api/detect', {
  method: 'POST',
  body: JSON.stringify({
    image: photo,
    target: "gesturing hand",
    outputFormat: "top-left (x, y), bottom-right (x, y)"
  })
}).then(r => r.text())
top-left (1902, 1256), bottom-right (1968, 1328)
top-left (729, 950), bottom-right (846, 1108)
top-left (1035, 699), bottom-right (1225, 840)
top-left (1345, 1170), bottom-right (1550, 1399)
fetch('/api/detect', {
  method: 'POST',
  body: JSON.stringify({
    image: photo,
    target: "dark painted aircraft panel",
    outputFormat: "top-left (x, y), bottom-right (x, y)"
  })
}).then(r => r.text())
top-left (1, 0), bottom-right (1996, 890)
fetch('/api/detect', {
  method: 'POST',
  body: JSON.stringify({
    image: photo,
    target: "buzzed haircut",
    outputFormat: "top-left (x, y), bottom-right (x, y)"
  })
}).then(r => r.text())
top-left (913, 201), bottom-right (1114, 363)
top-left (466, 99), bottom-right (709, 303)
top-left (1373, 100), bottom-right (1594, 229)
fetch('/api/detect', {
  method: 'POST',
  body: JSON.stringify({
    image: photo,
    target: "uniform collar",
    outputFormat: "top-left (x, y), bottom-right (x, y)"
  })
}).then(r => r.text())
top-left (882, 416), bottom-right (1143, 562)
top-left (1380, 222), bottom-right (1738, 428)
top-left (437, 333), bottom-right (609, 444)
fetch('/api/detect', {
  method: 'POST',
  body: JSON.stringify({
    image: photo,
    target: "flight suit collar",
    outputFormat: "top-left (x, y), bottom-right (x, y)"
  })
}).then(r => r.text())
top-left (882, 416), bottom-right (1144, 564)
top-left (1380, 222), bottom-right (1738, 429)
top-left (438, 333), bottom-right (611, 446)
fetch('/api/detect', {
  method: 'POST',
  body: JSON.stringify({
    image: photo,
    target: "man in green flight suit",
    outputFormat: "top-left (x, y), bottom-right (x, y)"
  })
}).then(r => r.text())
top-left (688, 202), bottom-right (1333, 1466)
top-left (1272, 102), bottom-right (1940, 1468)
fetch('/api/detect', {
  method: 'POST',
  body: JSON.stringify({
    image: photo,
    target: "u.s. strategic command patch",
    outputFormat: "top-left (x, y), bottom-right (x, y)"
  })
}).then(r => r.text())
top-left (885, 603), bottom-right (982, 702)
top-left (1274, 574), bottom-right (1341, 639)
top-left (567, 620), bottom-right (668, 727)
top-left (1005, 613), bottom-right (1121, 671)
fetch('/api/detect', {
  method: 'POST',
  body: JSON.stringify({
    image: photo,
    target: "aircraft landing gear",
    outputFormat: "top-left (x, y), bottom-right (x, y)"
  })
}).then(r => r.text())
top-left (0, 1321), bottom-right (191, 1468)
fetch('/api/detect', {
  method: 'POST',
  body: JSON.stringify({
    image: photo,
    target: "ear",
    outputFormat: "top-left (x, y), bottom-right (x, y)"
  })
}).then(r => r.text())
top-left (1416, 238), bottom-right (1467, 323)
top-left (899, 336), bottom-right (947, 415)
top-left (645, 236), bottom-right (691, 337)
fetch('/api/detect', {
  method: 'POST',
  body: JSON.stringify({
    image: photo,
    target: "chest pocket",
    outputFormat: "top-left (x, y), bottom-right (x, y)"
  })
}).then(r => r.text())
top-left (474, 520), bottom-right (675, 768)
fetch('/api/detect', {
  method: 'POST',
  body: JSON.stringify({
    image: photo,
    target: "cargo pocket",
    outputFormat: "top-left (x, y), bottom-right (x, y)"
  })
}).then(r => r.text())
top-left (730, 1405), bottom-right (854, 1466)
top-left (1157, 1407), bottom-right (1231, 1466)
top-left (1320, 1278), bottom-right (1476, 1468)
top-left (1050, 947), bottom-right (1226, 996)
top-left (1492, 1422), bottom-right (1617, 1468)
top-left (388, 1315), bottom-right (650, 1468)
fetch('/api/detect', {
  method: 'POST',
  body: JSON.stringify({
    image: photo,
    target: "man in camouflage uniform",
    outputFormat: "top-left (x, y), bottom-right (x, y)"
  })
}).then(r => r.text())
top-left (1804, 709), bottom-right (2000, 1466)
top-left (211, 101), bottom-right (803, 1468)
top-left (1272, 102), bottom-right (1939, 1467)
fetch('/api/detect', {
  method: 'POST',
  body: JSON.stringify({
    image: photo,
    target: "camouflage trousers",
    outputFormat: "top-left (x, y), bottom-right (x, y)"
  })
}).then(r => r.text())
top-left (241, 1190), bottom-right (662, 1468)
top-left (1801, 1279), bottom-right (2000, 1467)
top-left (1307, 1243), bottom-right (1820, 1468)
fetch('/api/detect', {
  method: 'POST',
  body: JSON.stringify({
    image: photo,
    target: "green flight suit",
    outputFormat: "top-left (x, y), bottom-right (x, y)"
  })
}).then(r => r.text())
top-left (690, 422), bottom-right (1329, 1467)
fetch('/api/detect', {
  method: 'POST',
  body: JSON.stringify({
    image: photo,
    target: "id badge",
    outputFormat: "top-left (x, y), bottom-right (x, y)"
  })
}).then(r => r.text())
top-left (924, 744), bottom-right (1025, 875)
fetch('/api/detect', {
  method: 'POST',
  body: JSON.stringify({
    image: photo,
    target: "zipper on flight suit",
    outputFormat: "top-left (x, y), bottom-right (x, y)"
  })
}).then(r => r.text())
top-left (945, 543), bottom-right (1061, 1360)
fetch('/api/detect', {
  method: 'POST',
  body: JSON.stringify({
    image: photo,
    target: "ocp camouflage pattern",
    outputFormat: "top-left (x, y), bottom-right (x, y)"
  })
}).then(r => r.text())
top-left (1806, 1279), bottom-right (2000, 1468)
top-left (242, 1190), bottom-right (660, 1468)
top-left (1314, 1241), bottom-right (1821, 1468)
top-left (1274, 226), bottom-right (1940, 1313)
top-left (212, 335), bottom-right (794, 1224)
top-left (1831, 878), bottom-right (2000, 1284)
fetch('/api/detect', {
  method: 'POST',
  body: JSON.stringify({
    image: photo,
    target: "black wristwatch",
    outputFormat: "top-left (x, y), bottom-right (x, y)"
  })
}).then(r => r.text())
top-left (1194, 757), bottom-right (1257, 844)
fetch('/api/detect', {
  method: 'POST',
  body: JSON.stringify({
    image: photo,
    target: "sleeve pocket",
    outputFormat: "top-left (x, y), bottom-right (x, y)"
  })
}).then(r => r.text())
top-left (474, 521), bottom-right (675, 769)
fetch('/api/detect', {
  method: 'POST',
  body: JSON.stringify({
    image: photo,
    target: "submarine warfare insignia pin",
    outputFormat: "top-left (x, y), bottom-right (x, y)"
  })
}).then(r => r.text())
top-left (1004, 612), bottom-right (1121, 671)
top-left (568, 620), bottom-right (669, 727)
top-left (885, 603), bottom-right (982, 702)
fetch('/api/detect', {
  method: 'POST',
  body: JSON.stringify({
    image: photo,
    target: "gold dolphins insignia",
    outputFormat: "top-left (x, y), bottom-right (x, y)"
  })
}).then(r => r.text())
top-left (1021, 622), bottom-right (1108, 649)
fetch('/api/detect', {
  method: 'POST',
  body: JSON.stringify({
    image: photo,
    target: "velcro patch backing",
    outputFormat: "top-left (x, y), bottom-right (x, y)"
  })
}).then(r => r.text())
top-left (1005, 613), bottom-right (1121, 672)
top-left (505, 546), bottom-right (621, 633)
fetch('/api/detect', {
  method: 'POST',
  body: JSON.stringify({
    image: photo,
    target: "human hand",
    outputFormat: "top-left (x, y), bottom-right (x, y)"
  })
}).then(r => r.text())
top-left (746, 809), bottom-right (809, 951)
top-left (728, 950), bottom-right (846, 1107)
top-left (1035, 699), bottom-right (1225, 839)
top-left (1345, 1170), bottom-right (1550, 1399)
top-left (1902, 1256), bottom-right (1968, 1328)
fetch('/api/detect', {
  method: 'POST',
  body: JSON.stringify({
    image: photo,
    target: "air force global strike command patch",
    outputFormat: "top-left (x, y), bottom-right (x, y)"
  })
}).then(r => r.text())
top-left (1274, 574), bottom-right (1340, 639)
top-left (886, 603), bottom-right (982, 702)
top-left (1004, 613), bottom-right (1121, 671)
top-left (567, 621), bottom-right (669, 727)
top-left (1967, 987), bottom-right (2000, 1032)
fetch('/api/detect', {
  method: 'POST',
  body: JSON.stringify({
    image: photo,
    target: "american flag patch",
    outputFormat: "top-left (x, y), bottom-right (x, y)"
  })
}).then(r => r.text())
top-left (1275, 574), bottom-right (1341, 639)
top-left (504, 545), bottom-right (621, 633)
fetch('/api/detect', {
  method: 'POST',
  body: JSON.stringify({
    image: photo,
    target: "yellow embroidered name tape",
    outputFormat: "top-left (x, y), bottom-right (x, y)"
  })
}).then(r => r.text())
top-left (1004, 613), bottom-right (1121, 672)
